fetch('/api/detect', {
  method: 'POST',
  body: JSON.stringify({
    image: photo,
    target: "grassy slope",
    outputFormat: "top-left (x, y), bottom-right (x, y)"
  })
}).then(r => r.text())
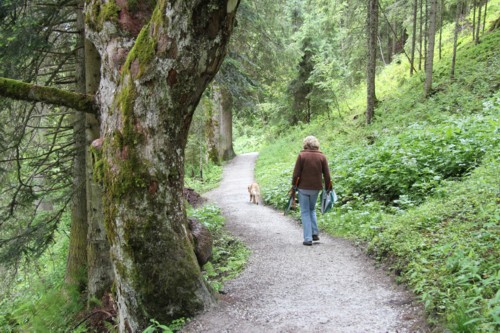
top-left (255, 12), bottom-right (500, 333)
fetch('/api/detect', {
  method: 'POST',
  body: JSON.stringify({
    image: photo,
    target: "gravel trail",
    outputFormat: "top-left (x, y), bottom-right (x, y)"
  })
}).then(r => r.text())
top-left (182, 153), bottom-right (428, 333)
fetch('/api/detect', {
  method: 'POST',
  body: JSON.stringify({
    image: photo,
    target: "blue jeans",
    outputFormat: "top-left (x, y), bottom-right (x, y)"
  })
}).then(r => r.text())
top-left (298, 189), bottom-right (320, 242)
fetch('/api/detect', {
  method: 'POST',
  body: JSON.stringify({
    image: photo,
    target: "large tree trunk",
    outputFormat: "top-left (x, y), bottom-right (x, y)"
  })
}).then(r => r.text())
top-left (65, 5), bottom-right (88, 289)
top-left (212, 81), bottom-right (235, 161)
top-left (425, 0), bottom-right (437, 97)
top-left (366, 0), bottom-right (378, 125)
top-left (84, 0), bottom-right (239, 330)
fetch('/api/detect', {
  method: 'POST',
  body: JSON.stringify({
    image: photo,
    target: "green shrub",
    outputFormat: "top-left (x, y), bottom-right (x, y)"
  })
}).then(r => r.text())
top-left (254, 27), bottom-right (500, 332)
top-left (189, 205), bottom-right (249, 292)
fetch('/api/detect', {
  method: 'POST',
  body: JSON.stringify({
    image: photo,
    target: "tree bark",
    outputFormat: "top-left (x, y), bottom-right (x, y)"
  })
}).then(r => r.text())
top-left (205, 88), bottom-right (220, 165)
top-left (411, 0), bottom-right (418, 75)
top-left (65, 5), bottom-right (88, 290)
top-left (419, 0), bottom-right (424, 70)
top-left (451, 1), bottom-right (461, 79)
top-left (391, 18), bottom-right (397, 58)
top-left (472, 2), bottom-right (476, 41)
top-left (424, 0), bottom-right (428, 69)
top-left (212, 81), bottom-right (235, 161)
top-left (425, 0), bottom-right (437, 97)
top-left (366, 0), bottom-right (378, 125)
top-left (0, 77), bottom-right (97, 114)
top-left (84, 37), bottom-right (113, 304)
top-left (483, 1), bottom-right (488, 33)
top-left (84, 0), bottom-right (240, 330)
top-left (387, 25), bottom-right (392, 63)
top-left (438, 0), bottom-right (444, 59)
top-left (475, 2), bottom-right (482, 44)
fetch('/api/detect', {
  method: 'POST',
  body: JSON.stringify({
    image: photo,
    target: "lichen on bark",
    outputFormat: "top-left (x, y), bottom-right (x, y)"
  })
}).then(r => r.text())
top-left (84, 0), bottom-right (240, 330)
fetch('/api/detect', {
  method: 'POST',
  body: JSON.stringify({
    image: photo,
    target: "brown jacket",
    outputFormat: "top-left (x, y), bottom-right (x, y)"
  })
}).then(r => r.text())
top-left (292, 149), bottom-right (332, 190)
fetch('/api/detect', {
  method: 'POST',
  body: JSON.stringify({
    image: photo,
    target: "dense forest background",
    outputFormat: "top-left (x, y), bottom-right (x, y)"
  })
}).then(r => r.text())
top-left (0, 0), bottom-right (499, 332)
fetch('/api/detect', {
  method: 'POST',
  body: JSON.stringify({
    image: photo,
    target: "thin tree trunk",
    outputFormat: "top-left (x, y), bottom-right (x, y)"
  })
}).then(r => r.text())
top-left (483, 1), bottom-right (488, 33)
top-left (213, 81), bottom-right (235, 161)
top-left (425, 0), bottom-right (438, 97)
top-left (419, 0), bottom-right (424, 70)
top-left (206, 88), bottom-right (220, 165)
top-left (424, 0), bottom-right (428, 69)
top-left (378, 2), bottom-right (416, 71)
top-left (439, 0), bottom-right (444, 59)
top-left (392, 18), bottom-right (397, 56)
top-left (451, 1), bottom-right (461, 79)
top-left (475, 2), bottom-right (482, 44)
top-left (378, 34), bottom-right (387, 65)
top-left (64, 3), bottom-right (88, 290)
top-left (387, 25), bottom-right (392, 63)
top-left (411, 0), bottom-right (418, 75)
top-left (200, 143), bottom-right (204, 179)
top-left (472, 2), bottom-right (476, 40)
top-left (366, 0), bottom-right (378, 125)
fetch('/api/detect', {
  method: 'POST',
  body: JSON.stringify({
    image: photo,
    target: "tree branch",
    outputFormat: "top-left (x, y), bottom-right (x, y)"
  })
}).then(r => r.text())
top-left (0, 77), bottom-right (97, 114)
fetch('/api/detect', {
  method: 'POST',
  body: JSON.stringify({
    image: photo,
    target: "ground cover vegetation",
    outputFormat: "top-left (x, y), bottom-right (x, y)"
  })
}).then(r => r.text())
top-left (0, 0), bottom-right (498, 331)
top-left (252, 2), bottom-right (500, 332)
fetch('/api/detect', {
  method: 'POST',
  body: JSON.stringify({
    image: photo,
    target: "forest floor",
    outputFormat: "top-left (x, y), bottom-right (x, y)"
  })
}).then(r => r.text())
top-left (182, 153), bottom-right (430, 333)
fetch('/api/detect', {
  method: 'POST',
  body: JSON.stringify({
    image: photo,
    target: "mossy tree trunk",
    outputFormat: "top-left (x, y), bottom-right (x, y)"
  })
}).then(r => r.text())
top-left (205, 89), bottom-right (220, 165)
top-left (85, 0), bottom-right (239, 331)
top-left (212, 81), bottom-right (235, 161)
top-left (84, 34), bottom-right (113, 304)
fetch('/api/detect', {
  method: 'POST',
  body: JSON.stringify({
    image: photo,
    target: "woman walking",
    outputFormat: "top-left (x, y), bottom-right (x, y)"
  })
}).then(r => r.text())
top-left (292, 136), bottom-right (332, 246)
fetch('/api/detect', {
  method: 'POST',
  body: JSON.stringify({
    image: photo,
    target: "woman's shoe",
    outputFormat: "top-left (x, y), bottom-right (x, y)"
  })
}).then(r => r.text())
top-left (303, 241), bottom-right (313, 246)
top-left (312, 235), bottom-right (320, 241)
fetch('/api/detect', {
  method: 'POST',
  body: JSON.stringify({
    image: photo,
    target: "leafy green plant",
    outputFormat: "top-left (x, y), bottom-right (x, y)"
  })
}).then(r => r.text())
top-left (254, 21), bottom-right (500, 332)
top-left (184, 162), bottom-right (223, 193)
top-left (189, 205), bottom-right (249, 292)
top-left (143, 317), bottom-right (189, 333)
top-left (143, 319), bottom-right (173, 333)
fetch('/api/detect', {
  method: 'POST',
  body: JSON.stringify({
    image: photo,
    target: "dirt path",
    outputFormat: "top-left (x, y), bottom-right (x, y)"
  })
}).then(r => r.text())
top-left (182, 153), bottom-right (428, 333)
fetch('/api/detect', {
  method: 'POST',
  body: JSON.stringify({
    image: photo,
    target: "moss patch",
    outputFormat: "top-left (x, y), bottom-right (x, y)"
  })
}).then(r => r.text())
top-left (121, 2), bottom-right (169, 78)
top-left (85, 0), bottom-right (120, 32)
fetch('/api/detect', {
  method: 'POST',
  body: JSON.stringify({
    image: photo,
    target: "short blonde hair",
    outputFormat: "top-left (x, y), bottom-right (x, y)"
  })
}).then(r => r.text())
top-left (303, 136), bottom-right (320, 150)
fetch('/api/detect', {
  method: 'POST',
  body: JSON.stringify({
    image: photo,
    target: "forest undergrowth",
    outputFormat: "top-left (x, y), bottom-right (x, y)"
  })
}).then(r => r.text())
top-left (0, 162), bottom-right (246, 332)
top-left (249, 20), bottom-right (500, 333)
top-left (0, 1), bottom-right (500, 332)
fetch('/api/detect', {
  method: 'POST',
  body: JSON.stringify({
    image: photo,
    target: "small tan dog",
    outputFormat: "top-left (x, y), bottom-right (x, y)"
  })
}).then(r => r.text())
top-left (248, 183), bottom-right (260, 205)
